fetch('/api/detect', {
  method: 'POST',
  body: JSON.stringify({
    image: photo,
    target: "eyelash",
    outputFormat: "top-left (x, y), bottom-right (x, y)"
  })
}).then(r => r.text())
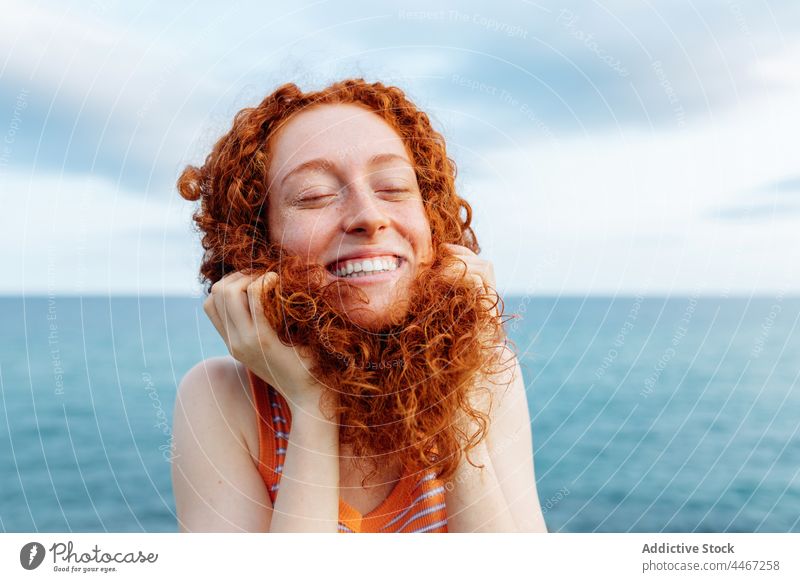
top-left (299, 189), bottom-right (408, 202)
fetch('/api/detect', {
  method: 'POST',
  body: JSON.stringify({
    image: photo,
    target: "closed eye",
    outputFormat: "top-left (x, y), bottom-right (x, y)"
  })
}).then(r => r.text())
top-left (296, 193), bottom-right (335, 203)
top-left (379, 189), bottom-right (410, 197)
top-left (295, 189), bottom-right (410, 205)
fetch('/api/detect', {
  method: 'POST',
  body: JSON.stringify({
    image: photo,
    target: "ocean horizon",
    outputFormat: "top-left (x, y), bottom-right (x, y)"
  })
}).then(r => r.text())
top-left (1, 294), bottom-right (798, 532)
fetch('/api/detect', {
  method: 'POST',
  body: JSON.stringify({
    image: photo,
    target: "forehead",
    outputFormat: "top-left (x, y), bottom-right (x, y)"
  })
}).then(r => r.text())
top-left (267, 103), bottom-right (412, 185)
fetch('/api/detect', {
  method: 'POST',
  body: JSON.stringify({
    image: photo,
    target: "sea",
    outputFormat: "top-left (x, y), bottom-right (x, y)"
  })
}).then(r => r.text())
top-left (0, 295), bottom-right (798, 532)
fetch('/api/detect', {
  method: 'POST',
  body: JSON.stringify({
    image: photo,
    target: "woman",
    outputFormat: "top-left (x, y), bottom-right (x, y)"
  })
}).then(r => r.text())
top-left (172, 78), bottom-right (548, 533)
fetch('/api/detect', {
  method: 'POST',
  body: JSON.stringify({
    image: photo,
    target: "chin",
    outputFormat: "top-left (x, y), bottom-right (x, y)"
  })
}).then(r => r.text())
top-left (340, 296), bottom-right (411, 332)
top-left (328, 272), bottom-right (414, 331)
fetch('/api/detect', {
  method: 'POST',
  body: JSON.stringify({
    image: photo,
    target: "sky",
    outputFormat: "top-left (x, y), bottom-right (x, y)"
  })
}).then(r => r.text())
top-left (1, 0), bottom-right (798, 296)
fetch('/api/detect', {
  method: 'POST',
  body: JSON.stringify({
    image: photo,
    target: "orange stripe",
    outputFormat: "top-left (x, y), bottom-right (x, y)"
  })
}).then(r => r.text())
top-left (247, 369), bottom-right (448, 532)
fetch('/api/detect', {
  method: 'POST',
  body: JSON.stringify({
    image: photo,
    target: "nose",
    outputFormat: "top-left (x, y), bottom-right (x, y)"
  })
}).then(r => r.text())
top-left (341, 182), bottom-right (391, 236)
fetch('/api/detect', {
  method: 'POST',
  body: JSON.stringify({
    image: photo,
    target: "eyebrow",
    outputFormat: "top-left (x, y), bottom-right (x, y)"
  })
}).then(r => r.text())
top-left (279, 152), bottom-right (412, 190)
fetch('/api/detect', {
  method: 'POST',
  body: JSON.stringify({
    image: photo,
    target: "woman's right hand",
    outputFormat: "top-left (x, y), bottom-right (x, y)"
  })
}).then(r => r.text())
top-left (203, 271), bottom-right (325, 413)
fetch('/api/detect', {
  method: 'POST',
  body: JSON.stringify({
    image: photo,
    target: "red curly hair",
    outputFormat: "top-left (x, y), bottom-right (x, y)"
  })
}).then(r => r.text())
top-left (177, 78), bottom-right (515, 486)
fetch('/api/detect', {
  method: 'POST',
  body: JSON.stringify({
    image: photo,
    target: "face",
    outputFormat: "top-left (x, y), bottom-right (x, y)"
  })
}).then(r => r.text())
top-left (266, 103), bottom-right (434, 329)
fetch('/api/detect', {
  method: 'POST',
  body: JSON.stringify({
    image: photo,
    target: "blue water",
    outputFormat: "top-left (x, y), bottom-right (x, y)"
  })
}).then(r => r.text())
top-left (0, 295), bottom-right (798, 532)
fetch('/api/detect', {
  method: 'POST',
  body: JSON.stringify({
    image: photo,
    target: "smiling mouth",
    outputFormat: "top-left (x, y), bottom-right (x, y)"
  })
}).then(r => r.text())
top-left (326, 255), bottom-right (406, 280)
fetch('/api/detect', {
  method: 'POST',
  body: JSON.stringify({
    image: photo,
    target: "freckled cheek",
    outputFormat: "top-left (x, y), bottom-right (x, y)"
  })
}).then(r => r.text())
top-left (402, 214), bottom-right (434, 263)
top-left (284, 216), bottom-right (337, 263)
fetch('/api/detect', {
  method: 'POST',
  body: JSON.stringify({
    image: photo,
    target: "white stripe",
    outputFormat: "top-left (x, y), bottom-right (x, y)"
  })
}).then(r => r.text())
top-left (411, 471), bottom-right (436, 493)
top-left (395, 502), bottom-right (447, 533)
top-left (276, 448), bottom-right (286, 455)
top-left (338, 523), bottom-right (354, 532)
top-left (411, 518), bottom-right (448, 533)
top-left (275, 431), bottom-right (289, 439)
top-left (379, 485), bottom-right (445, 531)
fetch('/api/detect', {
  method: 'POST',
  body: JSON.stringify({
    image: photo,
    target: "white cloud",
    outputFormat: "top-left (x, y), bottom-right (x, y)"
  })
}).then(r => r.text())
top-left (2, 171), bottom-right (202, 295)
top-left (2, 0), bottom-right (799, 295)
top-left (461, 83), bottom-right (800, 294)
top-left (749, 41), bottom-right (800, 89)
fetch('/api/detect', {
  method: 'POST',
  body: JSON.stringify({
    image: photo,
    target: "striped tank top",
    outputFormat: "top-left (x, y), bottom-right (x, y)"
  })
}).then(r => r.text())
top-left (247, 370), bottom-right (449, 533)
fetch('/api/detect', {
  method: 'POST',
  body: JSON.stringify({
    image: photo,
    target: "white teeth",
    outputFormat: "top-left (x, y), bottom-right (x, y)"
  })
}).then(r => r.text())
top-left (332, 256), bottom-right (401, 278)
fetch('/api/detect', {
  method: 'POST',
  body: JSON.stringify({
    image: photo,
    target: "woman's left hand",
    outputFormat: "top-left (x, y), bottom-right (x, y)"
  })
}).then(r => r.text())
top-left (442, 243), bottom-right (505, 360)
top-left (439, 243), bottom-right (512, 434)
top-left (440, 242), bottom-right (500, 319)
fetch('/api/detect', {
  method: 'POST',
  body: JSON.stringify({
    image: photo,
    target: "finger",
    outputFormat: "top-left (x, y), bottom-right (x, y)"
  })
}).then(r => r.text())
top-left (441, 263), bottom-right (469, 288)
top-left (441, 253), bottom-right (475, 281)
top-left (206, 272), bottom-right (252, 346)
top-left (216, 271), bottom-right (245, 286)
top-left (441, 242), bottom-right (477, 256)
top-left (247, 272), bottom-right (280, 342)
top-left (468, 273), bottom-right (490, 296)
top-left (203, 293), bottom-right (229, 345)
top-left (465, 274), bottom-right (499, 327)
top-left (215, 273), bottom-right (258, 344)
top-left (208, 271), bottom-right (246, 306)
top-left (439, 249), bottom-right (499, 312)
top-left (446, 255), bottom-right (496, 288)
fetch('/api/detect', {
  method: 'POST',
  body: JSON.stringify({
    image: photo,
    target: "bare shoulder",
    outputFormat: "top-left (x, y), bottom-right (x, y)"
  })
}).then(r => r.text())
top-left (177, 356), bottom-right (259, 465)
top-left (172, 356), bottom-right (270, 532)
top-left (483, 347), bottom-right (549, 532)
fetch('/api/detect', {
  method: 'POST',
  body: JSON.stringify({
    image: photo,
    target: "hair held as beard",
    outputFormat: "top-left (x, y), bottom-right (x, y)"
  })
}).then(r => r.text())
top-left (252, 242), bottom-right (514, 486)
